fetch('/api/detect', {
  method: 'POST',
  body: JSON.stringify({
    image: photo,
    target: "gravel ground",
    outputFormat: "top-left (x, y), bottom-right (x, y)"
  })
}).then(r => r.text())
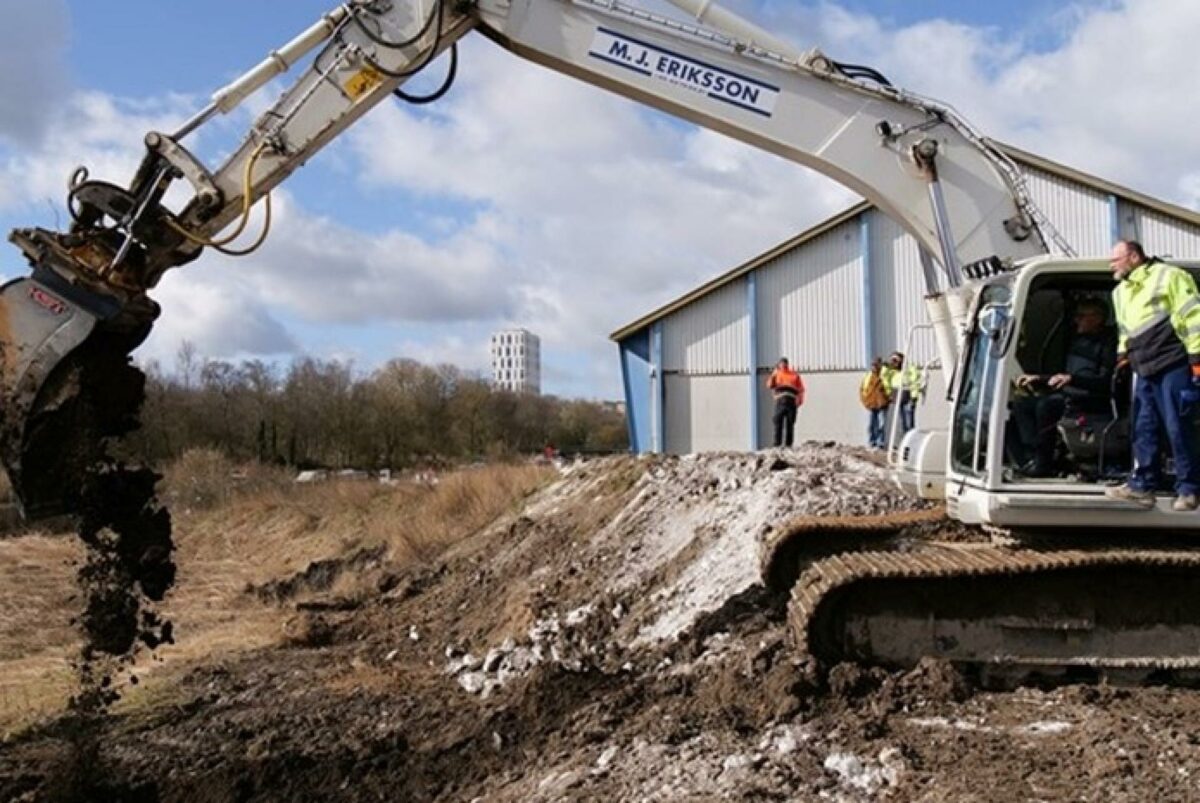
top-left (3, 447), bottom-right (1200, 802)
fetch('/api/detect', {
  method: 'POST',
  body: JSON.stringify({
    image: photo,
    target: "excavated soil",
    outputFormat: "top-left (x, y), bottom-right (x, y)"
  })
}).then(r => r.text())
top-left (4, 446), bottom-right (1200, 802)
top-left (2, 352), bottom-right (176, 802)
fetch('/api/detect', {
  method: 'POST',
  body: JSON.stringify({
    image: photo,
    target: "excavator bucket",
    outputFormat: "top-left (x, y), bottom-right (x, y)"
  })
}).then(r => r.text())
top-left (0, 275), bottom-right (146, 520)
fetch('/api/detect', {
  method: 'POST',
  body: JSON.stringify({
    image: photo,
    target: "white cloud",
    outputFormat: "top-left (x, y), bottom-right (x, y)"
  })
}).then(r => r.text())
top-left (0, 91), bottom-right (198, 215)
top-left (141, 268), bottom-right (298, 363)
top-left (989, 0), bottom-right (1200, 202)
top-left (342, 38), bottom-right (851, 387)
top-left (207, 191), bottom-right (519, 324)
top-left (388, 333), bottom-right (491, 374)
top-left (6, 0), bottom-right (1200, 400)
top-left (758, 0), bottom-right (1200, 205)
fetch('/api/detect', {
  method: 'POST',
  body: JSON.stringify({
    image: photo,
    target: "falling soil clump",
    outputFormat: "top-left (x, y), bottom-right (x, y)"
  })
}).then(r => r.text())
top-left (16, 360), bottom-right (177, 802)
top-left (76, 462), bottom-right (175, 659)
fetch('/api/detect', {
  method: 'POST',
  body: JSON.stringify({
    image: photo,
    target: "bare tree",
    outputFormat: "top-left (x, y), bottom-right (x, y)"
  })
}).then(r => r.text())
top-left (131, 351), bottom-right (628, 468)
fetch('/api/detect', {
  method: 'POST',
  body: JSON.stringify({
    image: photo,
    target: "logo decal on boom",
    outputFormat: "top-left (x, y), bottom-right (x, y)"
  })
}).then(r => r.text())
top-left (588, 28), bottom-right (779, 118)
top-left (28, 286), bottom-right (67, 316)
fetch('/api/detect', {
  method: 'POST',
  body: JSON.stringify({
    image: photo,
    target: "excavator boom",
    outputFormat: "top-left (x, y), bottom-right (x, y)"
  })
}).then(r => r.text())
top-left (0, 0), bottom-right (477, 517)
top-left (0, 0), bottom-right (1048, 515)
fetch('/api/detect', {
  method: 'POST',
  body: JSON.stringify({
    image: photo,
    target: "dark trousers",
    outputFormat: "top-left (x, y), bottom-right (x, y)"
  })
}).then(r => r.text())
top-left (1130, 365), bottom-right (1200, 495)
top-left (868, 408), bottom-right (887, 448)
top-left (897, 392), bottom-right (917, 434)
top-left (773, 397), bottom-right (797, 447)
top-left (1011, 393), bottom-right (1067, 469)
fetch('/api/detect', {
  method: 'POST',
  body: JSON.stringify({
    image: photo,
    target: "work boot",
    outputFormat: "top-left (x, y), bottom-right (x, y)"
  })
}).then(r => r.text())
top-left (1018, 459), bottom-right (1055, 479)
top-left (1104, 483), bottom-right (1156, 509)
top-left (1173, 494), bottom-right (1199, 512)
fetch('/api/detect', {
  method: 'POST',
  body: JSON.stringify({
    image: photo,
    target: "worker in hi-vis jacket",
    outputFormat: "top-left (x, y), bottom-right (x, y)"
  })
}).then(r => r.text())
top-left (1105, 240), bottom-right (1200, 511)
top-left (767, 357), bottom-right (805, 448)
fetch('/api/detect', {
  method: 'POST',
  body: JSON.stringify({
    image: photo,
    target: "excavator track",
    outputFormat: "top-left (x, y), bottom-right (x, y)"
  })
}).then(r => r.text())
top-left (759, 506), bottom-right (949, 591)
top-left (789, 542), bottom-right (1200, 687)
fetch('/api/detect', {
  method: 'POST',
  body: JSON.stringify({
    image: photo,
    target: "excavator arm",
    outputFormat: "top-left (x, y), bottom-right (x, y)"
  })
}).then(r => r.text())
top-left (0, 0), bottom-right (1053, 517)
top-left (1, 0), bottom-right (479, 517)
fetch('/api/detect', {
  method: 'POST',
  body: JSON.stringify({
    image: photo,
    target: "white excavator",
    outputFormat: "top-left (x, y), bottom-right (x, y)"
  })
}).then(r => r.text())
top-left (4, 0), bottom-right (1199, 684)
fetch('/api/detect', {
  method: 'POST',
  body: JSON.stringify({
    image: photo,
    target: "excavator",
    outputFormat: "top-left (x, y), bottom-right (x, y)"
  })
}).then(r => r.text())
top-left (3, 0), bottom-right (1199, 685)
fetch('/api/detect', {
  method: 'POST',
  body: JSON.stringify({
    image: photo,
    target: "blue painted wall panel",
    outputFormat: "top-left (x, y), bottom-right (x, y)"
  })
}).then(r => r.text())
top-left (619, 330), bottom-right (652, 453)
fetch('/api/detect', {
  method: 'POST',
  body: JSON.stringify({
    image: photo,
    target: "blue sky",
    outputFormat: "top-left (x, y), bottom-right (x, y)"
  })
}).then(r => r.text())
top-left (2, 0), bottom-right (1197, 399)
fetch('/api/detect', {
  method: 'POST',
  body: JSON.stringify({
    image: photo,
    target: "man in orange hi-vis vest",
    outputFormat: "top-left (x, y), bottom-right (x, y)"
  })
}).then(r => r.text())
top-left (767, 357), bottom-right (805, 447)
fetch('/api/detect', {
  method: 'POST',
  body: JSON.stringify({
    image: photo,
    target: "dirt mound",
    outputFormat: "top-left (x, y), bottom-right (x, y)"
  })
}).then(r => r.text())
top-left (5, 447), bottom-right (1200, 801)
top-left (249, 545), bottom-right (386, 603)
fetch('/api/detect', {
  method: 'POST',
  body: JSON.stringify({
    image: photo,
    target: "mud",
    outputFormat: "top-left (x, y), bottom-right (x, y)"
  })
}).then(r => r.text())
top-left (2, 351), bottom-right (176, 802)
top-left (4, 450), bottom-right (1200, 801)
top-left (0, 331), bottom-right (172, 662)
top-left (76, 462), bottom-right (174, 658)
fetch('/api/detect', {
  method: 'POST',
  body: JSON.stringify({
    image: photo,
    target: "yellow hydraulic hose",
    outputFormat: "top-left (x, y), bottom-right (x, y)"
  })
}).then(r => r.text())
top-left (166, 141), bottom-right (273, 256)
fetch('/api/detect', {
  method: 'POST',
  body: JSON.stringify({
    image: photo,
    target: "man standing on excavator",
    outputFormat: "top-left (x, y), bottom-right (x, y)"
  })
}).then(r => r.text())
top-left (1105, 240), bottom-right (1200, 511)
top-left (884, 352), bottom-right (922, 435)
top-left (767, 357), bottom-right (805, 448)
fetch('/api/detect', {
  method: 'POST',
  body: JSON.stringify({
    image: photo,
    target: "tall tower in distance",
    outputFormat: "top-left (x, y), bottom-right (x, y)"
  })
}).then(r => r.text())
top-left (490, 329), bottom-right (541, 394)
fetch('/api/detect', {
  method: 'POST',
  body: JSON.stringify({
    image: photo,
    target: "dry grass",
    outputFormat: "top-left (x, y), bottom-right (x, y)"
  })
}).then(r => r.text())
top-left (0, 533), bottom-right (81, 733)
top-left (370, 465), bottom-right (553, 564)
top-left (0, 456), bottom-right (554, 735)
top-left (161, 448), bottom-right (293, 512)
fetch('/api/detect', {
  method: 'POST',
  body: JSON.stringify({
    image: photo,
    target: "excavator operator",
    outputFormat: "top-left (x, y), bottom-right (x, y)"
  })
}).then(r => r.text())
top-left (1010, 297), bottom-right (1117, 477)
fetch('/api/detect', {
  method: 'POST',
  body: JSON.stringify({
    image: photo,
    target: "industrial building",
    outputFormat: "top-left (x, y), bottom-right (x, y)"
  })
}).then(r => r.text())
top-left (612, 145), bottom-right (1200, 453)
top-left (491, 328), bottom-right (542, 394)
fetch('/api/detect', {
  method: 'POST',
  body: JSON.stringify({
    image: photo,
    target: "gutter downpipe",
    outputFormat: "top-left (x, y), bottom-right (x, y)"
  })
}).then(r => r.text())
top-left (748, 272), bottom-right (760, 450)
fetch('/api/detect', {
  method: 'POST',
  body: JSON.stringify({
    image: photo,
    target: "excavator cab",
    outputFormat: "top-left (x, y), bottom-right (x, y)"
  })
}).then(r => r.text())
top-left (946, 257), bottom-right (1200, 529)
top-left (1003, 280), bottom-right (1127, 481)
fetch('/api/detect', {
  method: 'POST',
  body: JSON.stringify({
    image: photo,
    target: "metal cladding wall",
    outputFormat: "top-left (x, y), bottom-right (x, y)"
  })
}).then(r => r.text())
top-left (657, 275), bottom-right (750, 453)
top-left (757, 371), bottom-right (952, 446)
top-left (1128, 206), bottom-right (1200, 260)
top-left (616, 151), bottom-right (1200, 455)
top-left (1023, 167), bottom-right (1113, 255)
top-left (755, 220), bottom-right (865, 371)
top-left (618, 331), bottom-right (653, 453)
top-left (665, 374), bottom-right (750, 453)
top-left (661, 279), bottom-right (748, 373)
top-left (867, 209), bottom-right (940, 366)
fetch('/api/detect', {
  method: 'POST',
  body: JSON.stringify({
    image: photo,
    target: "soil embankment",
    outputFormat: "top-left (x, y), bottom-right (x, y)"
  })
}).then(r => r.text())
top-left (2, 447), bottom-right (1200, 802)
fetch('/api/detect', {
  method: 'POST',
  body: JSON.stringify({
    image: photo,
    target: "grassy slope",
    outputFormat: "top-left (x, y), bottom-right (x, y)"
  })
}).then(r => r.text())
top-left (0, 452), bottom-right (553, 736)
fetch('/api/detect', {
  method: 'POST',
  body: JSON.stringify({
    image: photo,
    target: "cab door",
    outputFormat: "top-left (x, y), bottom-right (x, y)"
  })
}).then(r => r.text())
top-left (948, 285), bottom-right (1014, 487)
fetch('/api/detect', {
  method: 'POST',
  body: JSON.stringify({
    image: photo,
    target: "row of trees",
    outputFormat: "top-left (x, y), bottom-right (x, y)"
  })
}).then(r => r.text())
top-left (127, 345), bottom-right (628, 468)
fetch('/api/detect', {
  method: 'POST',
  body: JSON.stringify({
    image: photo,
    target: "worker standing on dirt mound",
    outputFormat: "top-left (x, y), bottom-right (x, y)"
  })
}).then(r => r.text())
top-left (767, 357), bottom-right (805, 447)
top-left (1106, 240), bottom-right (1200, 511)
top-left (860, 357), bottom-right (892, 449)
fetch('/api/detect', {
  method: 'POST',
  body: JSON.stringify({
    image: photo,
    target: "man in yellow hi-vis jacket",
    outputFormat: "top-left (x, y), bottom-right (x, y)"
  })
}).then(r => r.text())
top-left (885, 352), bottom-right (923, 434)
top-left (1105, 240), bottom-right (1200, 511)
